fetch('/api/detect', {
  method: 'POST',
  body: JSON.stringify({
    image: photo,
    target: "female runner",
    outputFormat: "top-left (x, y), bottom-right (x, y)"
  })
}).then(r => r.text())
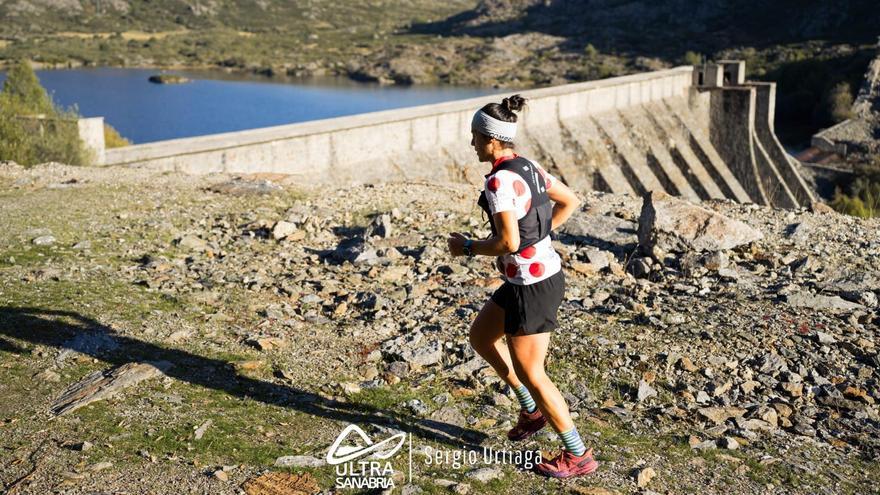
top-left (447, 94), bottom-right (598, 478)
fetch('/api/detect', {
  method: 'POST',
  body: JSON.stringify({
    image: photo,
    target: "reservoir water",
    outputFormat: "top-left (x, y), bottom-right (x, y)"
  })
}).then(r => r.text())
top-left (0, 68), bottom-right (499, 144)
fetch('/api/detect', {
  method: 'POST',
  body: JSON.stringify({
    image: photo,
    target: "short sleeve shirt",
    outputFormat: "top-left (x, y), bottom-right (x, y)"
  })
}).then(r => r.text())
top-left (483, 157), bottom-right (561, 285)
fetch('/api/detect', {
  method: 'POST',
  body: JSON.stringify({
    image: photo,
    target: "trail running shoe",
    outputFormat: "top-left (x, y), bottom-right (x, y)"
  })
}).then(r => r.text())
top-left (507, 408), bottom-right (547, 441)
top-left (534, 448), bottom-right (599, 479)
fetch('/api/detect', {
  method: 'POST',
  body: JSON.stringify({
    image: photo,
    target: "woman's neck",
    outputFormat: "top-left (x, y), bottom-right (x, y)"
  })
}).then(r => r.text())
top-left (491, 149), bottom-right (516, 164)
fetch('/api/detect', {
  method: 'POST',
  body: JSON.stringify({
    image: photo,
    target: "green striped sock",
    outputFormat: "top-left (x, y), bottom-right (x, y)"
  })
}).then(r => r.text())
top-left (513, 384), bottom-right (537, 413)
top-left (559, 427), bottom-right (587, 456)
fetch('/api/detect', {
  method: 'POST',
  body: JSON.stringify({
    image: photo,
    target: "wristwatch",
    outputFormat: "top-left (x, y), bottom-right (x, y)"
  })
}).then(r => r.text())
top-left (462, 239), bottom-right (474, 257)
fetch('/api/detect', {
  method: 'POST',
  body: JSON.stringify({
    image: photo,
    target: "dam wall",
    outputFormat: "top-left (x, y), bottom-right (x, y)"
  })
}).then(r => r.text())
top-left (97, 64), bottom-right (814, 208)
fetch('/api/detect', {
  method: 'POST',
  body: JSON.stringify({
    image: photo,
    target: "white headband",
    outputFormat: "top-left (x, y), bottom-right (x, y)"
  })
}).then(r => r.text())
top-left (471, 110), bottom-right (517, 142)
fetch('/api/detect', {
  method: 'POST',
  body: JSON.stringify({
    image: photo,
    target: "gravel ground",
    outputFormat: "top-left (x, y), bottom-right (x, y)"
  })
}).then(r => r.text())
top-left (0, 161), bottom-right (878, 495)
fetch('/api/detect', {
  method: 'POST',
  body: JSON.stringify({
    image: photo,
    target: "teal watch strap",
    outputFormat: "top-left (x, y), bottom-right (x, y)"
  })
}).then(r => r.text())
top-left (463, 239), bottom-right (474, 256)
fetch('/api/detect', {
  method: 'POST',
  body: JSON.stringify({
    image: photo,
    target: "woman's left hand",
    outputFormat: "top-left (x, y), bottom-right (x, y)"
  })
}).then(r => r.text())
top-left (447, 232), bottom-right (467, 257)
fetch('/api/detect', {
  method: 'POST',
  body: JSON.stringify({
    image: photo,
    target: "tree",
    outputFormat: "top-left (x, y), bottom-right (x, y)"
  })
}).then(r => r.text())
top-left (1, 59), bottom-right (53, 114)
top-left (0, 59), bottom-right (91, 166)
top-left (826, 81), bottom-right (854, 124)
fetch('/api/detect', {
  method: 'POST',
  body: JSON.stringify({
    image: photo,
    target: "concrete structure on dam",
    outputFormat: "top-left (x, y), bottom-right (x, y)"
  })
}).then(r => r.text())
top-left (89, 62), bottom-right (815, 209)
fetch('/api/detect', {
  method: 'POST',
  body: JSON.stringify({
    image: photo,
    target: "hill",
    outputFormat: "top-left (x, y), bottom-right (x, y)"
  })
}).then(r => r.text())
top-left (1, 1), bottom-right (878, 145)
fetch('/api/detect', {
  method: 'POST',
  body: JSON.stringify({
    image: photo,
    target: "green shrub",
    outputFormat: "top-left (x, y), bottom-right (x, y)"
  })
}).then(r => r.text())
top-left (0, 59), bottom-right (91, 166)
top-left (682, 51), bottom-right (703, 67)
top-left (831, 161), bottom-right (880, 218)
top-left (584, 43), bottom-right (599, 60)
top-left (1, 58), bottom-right (53, 114)
top-left (103, 123), bottom-right (131, 148)
top-left (825, 81), bottom-right (854, 123)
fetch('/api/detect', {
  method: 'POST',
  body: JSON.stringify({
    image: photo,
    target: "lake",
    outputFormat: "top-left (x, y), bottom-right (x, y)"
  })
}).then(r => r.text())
top-left (0, 68), bottom-right (499, 144)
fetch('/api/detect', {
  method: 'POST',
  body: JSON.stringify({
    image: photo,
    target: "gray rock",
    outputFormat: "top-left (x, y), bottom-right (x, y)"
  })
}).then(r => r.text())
top-left (32, 235), bottom-right (56, 246)
top-left (177, 234), bottom-right (208, 252)
top-left (272, 221), bottom-right (298, 240)
top-left (721, 436), bottom-right (740, 450)
top-left (367, 214), bottom-right (393, 238)
top-left (630, 258), bottom-right (653, 279)
top-left (354, 247), bottom-right (380, 265)
top-left (758, 353), bottom-right (788, 374)
top-left (637, 379), bottom-right (657, 402)
top-left (584, 248), bottom-right (612, 269)
top-left (387, 361), bottom-right (410, 378)
top-left (637, 191), bottom-right (763, 253)
top-left (466, 467), bottom-right (503, 482)
top-left (402, 340), bottom-right (443, 367)
top-left (406, 399), bottom-right (430, 416)
top-left (562, 213), bottom-right (638, 249)
top-left (274, 455), bottom-right (324, 467)
top-left (785, 292), bottom-right (865, 311)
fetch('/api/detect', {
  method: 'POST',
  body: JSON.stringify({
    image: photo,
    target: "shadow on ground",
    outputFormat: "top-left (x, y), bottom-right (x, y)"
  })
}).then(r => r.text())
top-left (0, 306), bottom-right (489, 450)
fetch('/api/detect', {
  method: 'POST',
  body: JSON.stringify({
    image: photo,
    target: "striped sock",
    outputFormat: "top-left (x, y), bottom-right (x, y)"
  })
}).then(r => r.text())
top-left (512, 384), bottom-right (537, 413)
top-left (559, 427), bottom-right (587, 456)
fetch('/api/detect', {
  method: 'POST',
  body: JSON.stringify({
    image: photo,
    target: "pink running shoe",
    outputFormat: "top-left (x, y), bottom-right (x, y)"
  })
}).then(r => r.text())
top-left (507, 408), bottom-right (548, 441)
top-left (535, 448), bottom-right (599, 479)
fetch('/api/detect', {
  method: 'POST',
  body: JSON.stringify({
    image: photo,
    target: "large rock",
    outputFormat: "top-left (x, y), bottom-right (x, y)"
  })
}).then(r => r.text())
top-left (561, 213), bottom-right (638, 250)
top-left (51, 361), bottom-right (172, 416)
top-left (785, 292), bottom-right (865, 311)
top-left (637, 191), bottom-right (763, 253)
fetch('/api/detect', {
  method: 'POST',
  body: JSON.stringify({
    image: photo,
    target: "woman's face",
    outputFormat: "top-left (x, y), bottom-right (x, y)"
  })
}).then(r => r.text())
top-left (471, 131), bottom-right (495, 163)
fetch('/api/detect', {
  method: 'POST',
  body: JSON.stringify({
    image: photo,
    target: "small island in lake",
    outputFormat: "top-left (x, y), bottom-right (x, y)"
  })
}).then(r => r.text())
top-left (148, 74), bottom-right (191, 84)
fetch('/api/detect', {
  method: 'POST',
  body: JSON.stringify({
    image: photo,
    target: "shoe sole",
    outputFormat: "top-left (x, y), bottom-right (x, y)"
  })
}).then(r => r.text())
top-left (535, 459), bottom-right (599, 479)
top-left (506, 417), bottom-right (548, 441)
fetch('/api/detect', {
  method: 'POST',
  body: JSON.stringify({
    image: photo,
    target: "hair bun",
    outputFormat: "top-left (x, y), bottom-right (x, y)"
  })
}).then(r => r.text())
top-left (502, 94), bottom-right (526, 113)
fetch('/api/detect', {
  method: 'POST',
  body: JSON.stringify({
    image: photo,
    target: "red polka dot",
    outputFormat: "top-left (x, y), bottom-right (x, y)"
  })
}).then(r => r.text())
top-left (524, 199), bottom-right (532, 211)
top-left (505, 263), bottom-right (518, 278)
top-left (529, 262), bottom-right (545, 277)
top-left (513, 180), bottom-right (526, 196)
top-left (487, 177), bottom-right (500, 192)
top-left (520, 245), bottom-right (536, 259)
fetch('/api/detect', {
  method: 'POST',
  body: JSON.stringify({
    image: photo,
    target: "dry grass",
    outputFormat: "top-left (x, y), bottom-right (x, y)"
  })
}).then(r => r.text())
top-left (52, 30), bottom-right (189, 41)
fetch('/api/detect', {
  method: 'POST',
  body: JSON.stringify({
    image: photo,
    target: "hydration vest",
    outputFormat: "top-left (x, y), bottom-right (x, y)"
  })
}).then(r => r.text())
top-left (477, 156), bottom-right (553, 254)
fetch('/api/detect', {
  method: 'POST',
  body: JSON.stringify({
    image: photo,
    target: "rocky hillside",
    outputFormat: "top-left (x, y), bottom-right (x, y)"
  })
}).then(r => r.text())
top-left (421, 0), bottom-right (880, 52)
top-left (0, 162), bottom-right (878, 494)
top-left (0, 0), bottom-right (471, 34)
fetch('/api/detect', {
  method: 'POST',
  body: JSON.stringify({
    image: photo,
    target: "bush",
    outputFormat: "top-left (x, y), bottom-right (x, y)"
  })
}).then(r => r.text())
top-left (104, 123), bottom-right (131, 148)
top-left (825, 81), bottom-right (854, 123)
top-left (584, 43), bottom-right (599, 60)
top-left (831, 161), bottom-right (880, 218)
top-left (682, 51), bottom-right (703, 67)
top-left (0, 59), bottom-right (91, 166)
top-left (1, 59), bottom-right (53, 114)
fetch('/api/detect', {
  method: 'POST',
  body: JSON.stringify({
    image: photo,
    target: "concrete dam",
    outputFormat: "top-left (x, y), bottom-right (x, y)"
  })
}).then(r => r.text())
top-left (92, 62), bottom-right (815, 209)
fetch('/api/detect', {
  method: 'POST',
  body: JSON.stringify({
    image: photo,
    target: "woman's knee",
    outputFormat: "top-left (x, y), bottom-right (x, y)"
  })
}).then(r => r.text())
top-left (517, 366), bottom-right (549, 389)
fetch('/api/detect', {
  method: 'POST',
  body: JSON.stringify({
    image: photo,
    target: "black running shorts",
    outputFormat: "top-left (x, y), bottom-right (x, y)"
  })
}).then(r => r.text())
top-left (490, 270), bottom-right (565, 335)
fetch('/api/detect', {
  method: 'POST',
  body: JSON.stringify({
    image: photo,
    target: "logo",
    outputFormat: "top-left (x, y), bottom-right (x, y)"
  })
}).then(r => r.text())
top-left (327, 424), bottom-right (409, 490)
top-left (324, 422), bottom-right (541, 489)
top-left (326, 424), bottom-right (406, 465)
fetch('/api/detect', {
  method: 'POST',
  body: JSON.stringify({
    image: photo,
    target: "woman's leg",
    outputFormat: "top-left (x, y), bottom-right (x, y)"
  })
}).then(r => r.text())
top-left (468, 299), bottom-right (522, 389)
top-left (506, 332), bottom-right (574, 432)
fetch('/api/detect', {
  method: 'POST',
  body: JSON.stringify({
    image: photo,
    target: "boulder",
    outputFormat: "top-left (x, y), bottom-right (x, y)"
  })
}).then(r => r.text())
top-left (637, 191), bottom-right (763, 253)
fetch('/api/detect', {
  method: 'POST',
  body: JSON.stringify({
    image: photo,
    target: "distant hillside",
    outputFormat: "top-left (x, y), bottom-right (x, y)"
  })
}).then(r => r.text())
top-left (1, 0), bottom-right (877, 146)
top-left (0, 0), bottom-right (470, 35)
top-left (417, 0), bottom-right (880, 55)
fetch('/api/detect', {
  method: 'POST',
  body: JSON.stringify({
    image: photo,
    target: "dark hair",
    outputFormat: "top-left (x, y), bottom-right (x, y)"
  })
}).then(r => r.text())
top-left (477, 94), bottom-right (526, 147)
top-left (480, 94), bottom-right (527, 124)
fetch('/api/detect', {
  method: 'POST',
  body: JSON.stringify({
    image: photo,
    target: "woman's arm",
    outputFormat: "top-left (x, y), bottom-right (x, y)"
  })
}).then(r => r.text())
top-left (547, 180), bottom-right (581, 230)
top-left (448, 211), bottom-right (519, 257)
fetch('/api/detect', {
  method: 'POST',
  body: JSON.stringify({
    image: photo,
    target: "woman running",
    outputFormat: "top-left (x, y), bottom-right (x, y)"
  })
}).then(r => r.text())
top-left (446, 94), bottom-right (597, 479)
